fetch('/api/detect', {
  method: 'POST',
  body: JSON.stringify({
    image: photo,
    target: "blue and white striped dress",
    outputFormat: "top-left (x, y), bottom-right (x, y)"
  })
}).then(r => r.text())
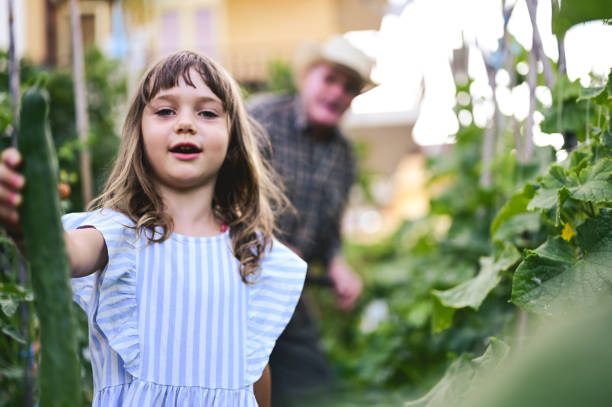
top-left (63, 209), bottom-right (307, 406)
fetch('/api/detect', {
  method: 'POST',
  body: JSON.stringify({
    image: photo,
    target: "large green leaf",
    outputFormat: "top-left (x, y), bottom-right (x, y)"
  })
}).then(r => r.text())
top-left (512, 208), bottom-right (612, 315)
top-left (552, 0), bottom-right (612, 36)
top-left (455, 301), bottom-right (612, 407)
top-left (569, 158), bottom-right (612, 202)
top-left (405, 338), bottom-right (509, 407)
top-left (432, 244), bottom-right (520, 310)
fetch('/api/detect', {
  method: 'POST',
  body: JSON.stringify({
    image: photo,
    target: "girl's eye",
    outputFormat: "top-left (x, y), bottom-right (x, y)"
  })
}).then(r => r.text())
top-left (199, 110), bottom-right (219, 119)
top-left (155, 108), bottom-right (174, 116)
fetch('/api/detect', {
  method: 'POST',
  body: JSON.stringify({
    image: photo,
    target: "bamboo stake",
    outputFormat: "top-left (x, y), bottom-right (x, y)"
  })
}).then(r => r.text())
top-left (69, 0), bottom-right (93, 205)
top-left (526, 0), bottom-right (555, 89)
top-left (6, 2), bottom-right (34, 406)
top-left (525, 36), bottom-right (537, 163)
top-left (8, 0), bottom-right (19, 146)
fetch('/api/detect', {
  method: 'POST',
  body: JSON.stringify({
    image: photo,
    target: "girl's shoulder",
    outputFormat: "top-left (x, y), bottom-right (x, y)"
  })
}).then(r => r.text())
top-left (62, 208), bottom-right (135, 231)
top-left (62, 208), bottom-right (139, 249)
top-left (248, 238), bottom-right (307, 284)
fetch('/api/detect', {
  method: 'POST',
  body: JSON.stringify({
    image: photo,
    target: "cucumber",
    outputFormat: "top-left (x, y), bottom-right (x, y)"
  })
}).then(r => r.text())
top-left (18, 87), bottom-right (81, 406)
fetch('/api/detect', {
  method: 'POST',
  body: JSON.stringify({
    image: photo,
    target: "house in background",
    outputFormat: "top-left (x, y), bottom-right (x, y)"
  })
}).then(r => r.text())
top-left (15, 0), bottom-right (386, 80)
top-left (147, 0), bottom-right (387, 83)
top-left (16, 0), bottom-right (113, 66)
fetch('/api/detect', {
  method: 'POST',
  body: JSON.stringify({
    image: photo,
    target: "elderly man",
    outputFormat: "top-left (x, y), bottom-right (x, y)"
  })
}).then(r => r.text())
top-left (248, 36), bottom-right (376, 405)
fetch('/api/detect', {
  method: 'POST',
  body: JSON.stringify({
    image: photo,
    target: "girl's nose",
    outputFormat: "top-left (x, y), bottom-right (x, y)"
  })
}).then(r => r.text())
top-left (174, 114), bottom-right (196, 134)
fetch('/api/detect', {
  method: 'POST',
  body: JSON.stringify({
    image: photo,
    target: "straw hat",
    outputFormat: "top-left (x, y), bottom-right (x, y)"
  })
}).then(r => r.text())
top-left (293, 35), bottom-right (377, 93)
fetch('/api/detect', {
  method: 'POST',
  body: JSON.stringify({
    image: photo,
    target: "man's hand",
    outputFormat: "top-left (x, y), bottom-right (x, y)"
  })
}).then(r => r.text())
top-left (328, 255), bottom-right (362, 310)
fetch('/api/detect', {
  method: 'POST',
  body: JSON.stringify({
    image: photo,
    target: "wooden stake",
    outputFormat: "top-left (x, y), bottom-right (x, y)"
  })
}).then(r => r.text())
top-left (70, 0), bottom-right (93, 205)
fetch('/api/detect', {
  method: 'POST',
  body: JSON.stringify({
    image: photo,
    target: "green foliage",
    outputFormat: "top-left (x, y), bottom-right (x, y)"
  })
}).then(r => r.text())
top-left (456, 301), bottom-right (612, 407)
top-left (405, 338), bottom-right (509, 407)
top-left (432, 244), bottom-right (520, 311)
top-left (265, 59), bottom-right (296, 94)
top-left (512, 212), bottom-right (612, 315)
top-left (411, 67), bottom-right (612, 405)
top-left (0, 236), bottom-right (32, 407)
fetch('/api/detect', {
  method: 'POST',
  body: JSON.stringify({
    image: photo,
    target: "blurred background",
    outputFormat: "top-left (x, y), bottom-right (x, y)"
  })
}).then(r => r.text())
top-left (1, 0), bottom-right (611, 406)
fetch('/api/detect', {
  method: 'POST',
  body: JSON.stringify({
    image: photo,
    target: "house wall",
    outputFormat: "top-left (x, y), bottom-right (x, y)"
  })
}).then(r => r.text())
top-left (24, 0), bottom-right (46, 64)
top-left (55, 0), bottom-right (112, 66)
top-left (149, 0), bottom-right (222, 60)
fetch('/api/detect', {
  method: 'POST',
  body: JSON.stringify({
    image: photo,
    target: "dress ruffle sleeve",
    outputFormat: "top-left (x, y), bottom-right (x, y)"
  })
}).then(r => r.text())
top-left (245, 240), bottom-right (307, 383)
top-left (63, 209), bottom-right (140, 377)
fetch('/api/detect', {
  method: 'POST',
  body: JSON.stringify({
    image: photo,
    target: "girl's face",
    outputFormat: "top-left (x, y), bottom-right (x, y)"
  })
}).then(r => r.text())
top-left (141, 69), bottom-right (229, 191)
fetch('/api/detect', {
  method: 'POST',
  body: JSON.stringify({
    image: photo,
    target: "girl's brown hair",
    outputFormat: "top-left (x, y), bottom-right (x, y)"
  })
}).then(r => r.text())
top-left (89, 50), bottom-right (288, 281)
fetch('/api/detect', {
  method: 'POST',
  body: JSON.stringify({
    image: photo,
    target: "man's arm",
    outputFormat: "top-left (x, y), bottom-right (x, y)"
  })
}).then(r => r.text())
top-left (325, 142), bottom-right (362, 310)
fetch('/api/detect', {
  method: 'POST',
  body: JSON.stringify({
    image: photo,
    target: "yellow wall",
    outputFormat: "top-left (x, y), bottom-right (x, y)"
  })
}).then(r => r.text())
top-left (221, 0), bottom-right (336, 79)
top-left (223, 0), bottom-right (336, 46)
top-left (24, 0), bottom-right (46, 64)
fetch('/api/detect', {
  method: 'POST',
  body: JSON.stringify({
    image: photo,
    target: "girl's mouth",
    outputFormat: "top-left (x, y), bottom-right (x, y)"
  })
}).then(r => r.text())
top-left (169, 143), bottom-right (202, 159)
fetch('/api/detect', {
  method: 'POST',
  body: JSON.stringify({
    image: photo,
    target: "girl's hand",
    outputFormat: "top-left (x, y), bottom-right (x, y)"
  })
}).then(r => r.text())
top-left (0, 148), bottom-right (25, 238)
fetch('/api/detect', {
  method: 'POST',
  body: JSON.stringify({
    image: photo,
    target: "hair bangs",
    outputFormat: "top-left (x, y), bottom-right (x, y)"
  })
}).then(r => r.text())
top-left (140, 52), bottom-right (234, 115)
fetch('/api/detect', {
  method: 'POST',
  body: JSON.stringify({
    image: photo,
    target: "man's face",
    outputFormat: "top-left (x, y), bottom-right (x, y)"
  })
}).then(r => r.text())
top-left (300, 63), bottom-right (363, 127)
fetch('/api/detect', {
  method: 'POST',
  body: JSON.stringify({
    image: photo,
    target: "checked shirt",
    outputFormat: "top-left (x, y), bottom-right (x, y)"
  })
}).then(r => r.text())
top-left (247, 93), bottom-right (356, 265)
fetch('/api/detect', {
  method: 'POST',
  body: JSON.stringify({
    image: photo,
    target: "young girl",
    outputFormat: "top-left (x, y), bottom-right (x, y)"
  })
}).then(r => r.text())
top-left (0, 51), bottom-right (306, 406)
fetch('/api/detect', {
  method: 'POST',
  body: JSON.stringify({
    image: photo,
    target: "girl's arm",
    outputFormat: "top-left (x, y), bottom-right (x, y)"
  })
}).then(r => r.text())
top-left (1, 148), bottom-right (107, 278)
top-left (254, 364), bottom-right (271, 407)
top-left (64, 228), bottom-right (108, 278)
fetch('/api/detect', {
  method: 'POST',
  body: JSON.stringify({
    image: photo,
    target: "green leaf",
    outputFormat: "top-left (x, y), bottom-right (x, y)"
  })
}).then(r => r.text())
top-left (0, 295), bottom-right (19, 317)
top-left (528, 166), bottom-right (571, 211)
top-left (0, 283), bottom-right (33, 317)
top-left (490, 185), bottom-right (535, 237)
top-left (603, 130), bottom-right (612, 149)
top-left (405, 338), bottom-right (509, 407)
top-left (577, 85), bottom-right (606, 102)
top-left (492, 213), bottom-right (541, 242)
top-left (455, 302), bottom-right (612, 407)
top-left (0, 319), bottom-right (26, 344)
top-left (512, 209), bottom-right (612, 315)
top-left (433, 245), bottom-right (520, 310)
top-left (568, 158), bottom-right (612, 203)
top-left (552, 0), bottom-right (612, 36)
top-left (432, 297), bottom-right (455, 333)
